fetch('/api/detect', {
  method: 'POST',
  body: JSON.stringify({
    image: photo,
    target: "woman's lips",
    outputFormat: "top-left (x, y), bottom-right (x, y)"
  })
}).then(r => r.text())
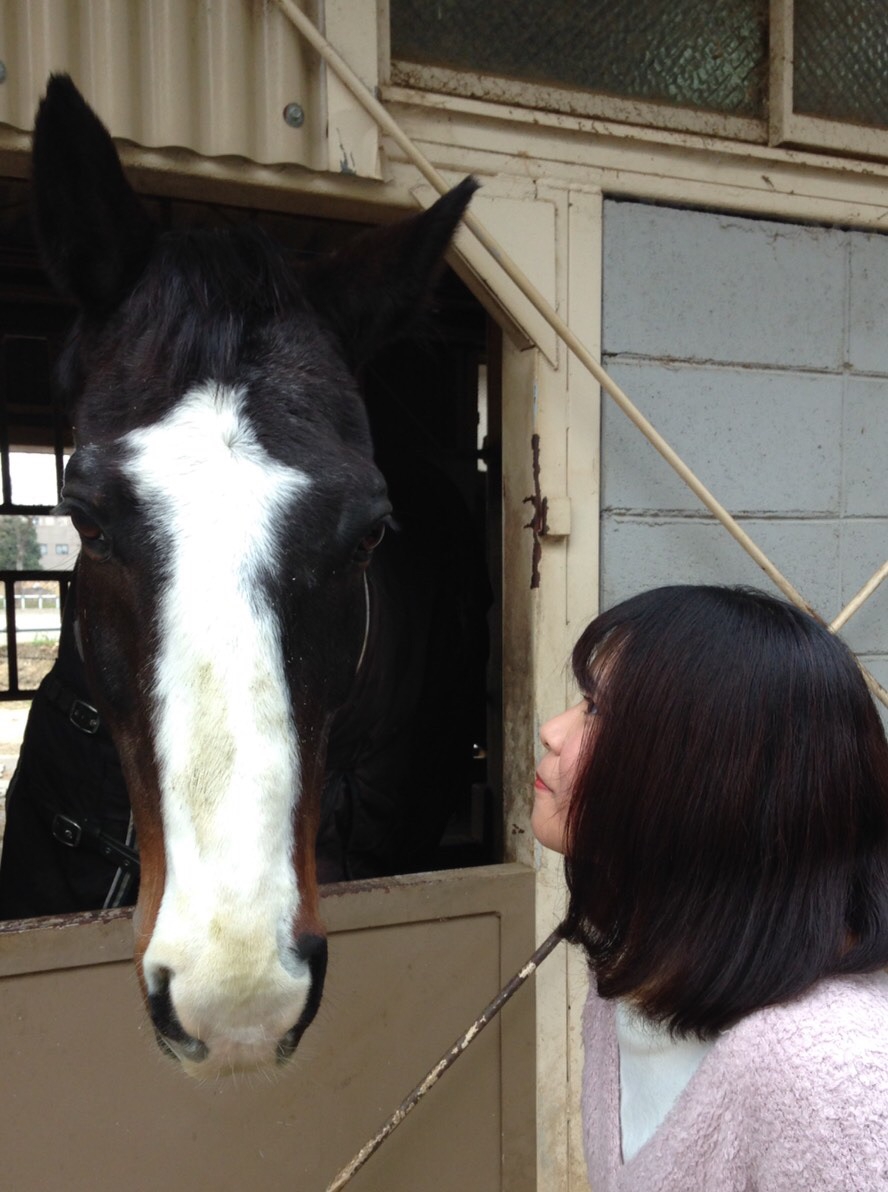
top-left (534, 773), bottom-right (551, 793)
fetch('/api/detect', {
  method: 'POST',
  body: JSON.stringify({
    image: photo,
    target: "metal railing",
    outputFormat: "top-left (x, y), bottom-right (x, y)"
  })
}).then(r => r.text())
top-left (0, 569), bottom-right (72, 700)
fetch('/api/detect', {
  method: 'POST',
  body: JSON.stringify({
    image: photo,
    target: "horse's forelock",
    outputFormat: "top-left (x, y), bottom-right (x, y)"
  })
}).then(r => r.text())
top-left (129, 228), bottom-right (306, 378)
top-left (150, 225), bottom-right (304, 313)
top-left (61, 226), bottom-right (322, 427)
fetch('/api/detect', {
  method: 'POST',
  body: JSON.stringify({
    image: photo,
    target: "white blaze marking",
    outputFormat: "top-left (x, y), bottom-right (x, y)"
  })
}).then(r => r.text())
top-left (126, 383), bottom-right (311, 1061)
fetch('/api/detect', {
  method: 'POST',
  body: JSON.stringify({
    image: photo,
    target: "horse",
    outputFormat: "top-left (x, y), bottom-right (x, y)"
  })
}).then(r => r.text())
top-left (30, 74), bottom-right (477, 1078)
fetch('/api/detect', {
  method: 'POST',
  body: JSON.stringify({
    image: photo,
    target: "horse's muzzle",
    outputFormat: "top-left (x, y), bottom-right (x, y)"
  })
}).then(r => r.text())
top-left (145, 932), bottom-right (328, 1074)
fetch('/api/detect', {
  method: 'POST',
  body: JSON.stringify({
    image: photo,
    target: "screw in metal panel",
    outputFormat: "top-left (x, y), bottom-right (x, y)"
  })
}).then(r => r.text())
top-left (283, 102), bottom-right (305, 128)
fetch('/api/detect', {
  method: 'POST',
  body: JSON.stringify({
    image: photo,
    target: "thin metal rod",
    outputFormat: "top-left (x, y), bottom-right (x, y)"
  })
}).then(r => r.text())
top-left (830, 559), bottom-right (888, 632)
top-left (324, 929), bottom-right (564, 1192)
top-left (274, 0), bottom-right (888, 712)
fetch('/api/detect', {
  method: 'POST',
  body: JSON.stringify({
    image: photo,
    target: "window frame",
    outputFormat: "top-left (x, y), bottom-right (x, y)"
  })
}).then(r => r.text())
top-left (386, 58), bottom-right (767, 144)
top-left (0, 277), bottom-right (75, 701)
top-left (384, 0), bottom-right (888, 164)
top-left (769, 0), bottom-right (888, 159)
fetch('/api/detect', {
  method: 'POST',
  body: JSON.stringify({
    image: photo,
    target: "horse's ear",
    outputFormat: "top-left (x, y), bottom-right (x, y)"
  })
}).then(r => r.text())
top-left (31, 74), bottom-right (155, 311)
top-left (304, 177), bottom-right (478, 367)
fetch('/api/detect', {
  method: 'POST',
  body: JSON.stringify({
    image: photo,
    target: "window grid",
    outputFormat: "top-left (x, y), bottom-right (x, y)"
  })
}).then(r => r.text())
top-left (389, 0), bottom-right (888, 165)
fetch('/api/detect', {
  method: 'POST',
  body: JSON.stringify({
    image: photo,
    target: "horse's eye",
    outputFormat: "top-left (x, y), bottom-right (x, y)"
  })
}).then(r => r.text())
top-left (354, 520), bottom-right (387, 567)
top-left (65, 506), bottom-right (112, 560)
top-left (361, 522), bottom-right (386, 553)
top-left (69, 508), bottom-right (104, 541)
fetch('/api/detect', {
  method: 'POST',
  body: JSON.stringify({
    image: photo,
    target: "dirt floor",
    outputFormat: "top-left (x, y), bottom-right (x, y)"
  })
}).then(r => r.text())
top-left (0, 648), bottom-right (57, 700)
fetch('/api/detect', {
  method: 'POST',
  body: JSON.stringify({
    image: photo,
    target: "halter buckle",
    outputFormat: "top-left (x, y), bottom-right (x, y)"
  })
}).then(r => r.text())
top-left (52, 813), bottom-right (83, 849)
top-left (69, 697), bottom-right (100, 735)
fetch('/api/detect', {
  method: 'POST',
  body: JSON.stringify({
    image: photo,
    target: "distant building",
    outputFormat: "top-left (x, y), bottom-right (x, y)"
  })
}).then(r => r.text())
top-left (32, 516), bottom-right (79, 570)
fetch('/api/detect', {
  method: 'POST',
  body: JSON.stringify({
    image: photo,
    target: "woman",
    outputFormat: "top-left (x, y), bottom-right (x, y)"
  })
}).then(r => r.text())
top-left (535, 585), bottom-right (888, 1190)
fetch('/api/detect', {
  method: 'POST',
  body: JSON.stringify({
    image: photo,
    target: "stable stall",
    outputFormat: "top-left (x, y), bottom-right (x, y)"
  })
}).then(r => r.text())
top-left (0, 3), bottom-right (887, 1189)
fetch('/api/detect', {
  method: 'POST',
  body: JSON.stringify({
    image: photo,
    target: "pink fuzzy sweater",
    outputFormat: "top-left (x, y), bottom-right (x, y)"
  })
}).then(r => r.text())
top-left (582, 971), bottom-right (888, 1190)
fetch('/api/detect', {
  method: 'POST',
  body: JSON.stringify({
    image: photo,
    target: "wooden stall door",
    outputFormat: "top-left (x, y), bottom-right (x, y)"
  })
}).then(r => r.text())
top-left (0, 864), bottom-right (536, 1192)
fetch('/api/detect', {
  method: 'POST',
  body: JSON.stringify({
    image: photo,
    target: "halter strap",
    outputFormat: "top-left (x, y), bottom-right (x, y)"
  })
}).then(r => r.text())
top-left (355, 571), bottom-right (371, 675)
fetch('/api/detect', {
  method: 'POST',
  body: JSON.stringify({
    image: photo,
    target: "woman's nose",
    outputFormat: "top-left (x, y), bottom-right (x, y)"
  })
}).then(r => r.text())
top-left (540, 706), bottom-right (570, 753)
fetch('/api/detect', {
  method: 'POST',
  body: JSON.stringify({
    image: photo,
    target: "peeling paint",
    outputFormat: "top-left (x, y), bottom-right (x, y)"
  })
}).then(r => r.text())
top-left (336, 129), bottom-right (357, 175)
top-left (523, 433), bottom-right (547, 589)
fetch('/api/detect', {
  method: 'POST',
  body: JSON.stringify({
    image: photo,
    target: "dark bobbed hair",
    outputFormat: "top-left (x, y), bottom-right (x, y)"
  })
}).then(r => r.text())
top-left (562, 585), bottom-right (888, 1039)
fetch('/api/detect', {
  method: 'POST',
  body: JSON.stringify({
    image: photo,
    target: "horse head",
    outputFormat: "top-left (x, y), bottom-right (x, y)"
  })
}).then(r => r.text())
top-left (31, 75), bottom-right (475, 1077)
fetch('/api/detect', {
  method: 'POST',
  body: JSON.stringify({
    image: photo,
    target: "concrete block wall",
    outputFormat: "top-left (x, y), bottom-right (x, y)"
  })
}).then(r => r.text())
top-left (599, 201), bottom-right (888, 724)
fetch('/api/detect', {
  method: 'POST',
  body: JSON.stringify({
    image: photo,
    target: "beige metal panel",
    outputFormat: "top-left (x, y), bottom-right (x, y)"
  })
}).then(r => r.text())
top-left (138, 0), bottom-right (197, 149)
top-left (194, 0), bottom-right (254, 156)
top-left (0, 2), bottom-right (64, 111)
top-left (324, 0), bottom-right (382, 178)
top-left (0, 865), bottom-right (535, 1192)
top-left (0, 0), bottom-right (381, 174)
top-left (78, 0), bottom-right (138, 133)
top-left (383, 88), bottom-right (888, 232)
top-left (0, 907), bottom-right (133, 977)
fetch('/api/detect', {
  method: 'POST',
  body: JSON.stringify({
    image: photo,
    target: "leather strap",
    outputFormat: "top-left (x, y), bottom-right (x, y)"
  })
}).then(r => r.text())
top-left (42, 674), bottom-right (101, 735)
top-left (51, 812), bottom-right (140, 876)
top-left (40, 672), bottom-right (140, 876)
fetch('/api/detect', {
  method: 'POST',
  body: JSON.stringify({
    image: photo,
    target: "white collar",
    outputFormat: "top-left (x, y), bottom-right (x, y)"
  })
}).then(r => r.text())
top-left (615, 1000), bottom-right (716, 1162)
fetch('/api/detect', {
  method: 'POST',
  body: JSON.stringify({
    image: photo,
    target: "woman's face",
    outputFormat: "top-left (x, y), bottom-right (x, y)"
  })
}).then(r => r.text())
top-left (533, 699), bottom-right (595, 854)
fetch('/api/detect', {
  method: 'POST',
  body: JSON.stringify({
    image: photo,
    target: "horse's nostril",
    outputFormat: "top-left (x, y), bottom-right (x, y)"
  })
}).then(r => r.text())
top-left (294, 932), bottom-right (328, 966)
top-left (281, 932), bottom-right (328, 1051)
top-left (273, 937), bottom-right (329, 1064)
top-left (276, 1023), bottom-right (305, 1064)
top-left (147, 971), bottom-right (208, 1063)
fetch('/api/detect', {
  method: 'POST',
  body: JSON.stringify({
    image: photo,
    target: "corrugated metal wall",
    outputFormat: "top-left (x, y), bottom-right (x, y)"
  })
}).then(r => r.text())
top-left (0, 0), bottom-right (363, 172)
